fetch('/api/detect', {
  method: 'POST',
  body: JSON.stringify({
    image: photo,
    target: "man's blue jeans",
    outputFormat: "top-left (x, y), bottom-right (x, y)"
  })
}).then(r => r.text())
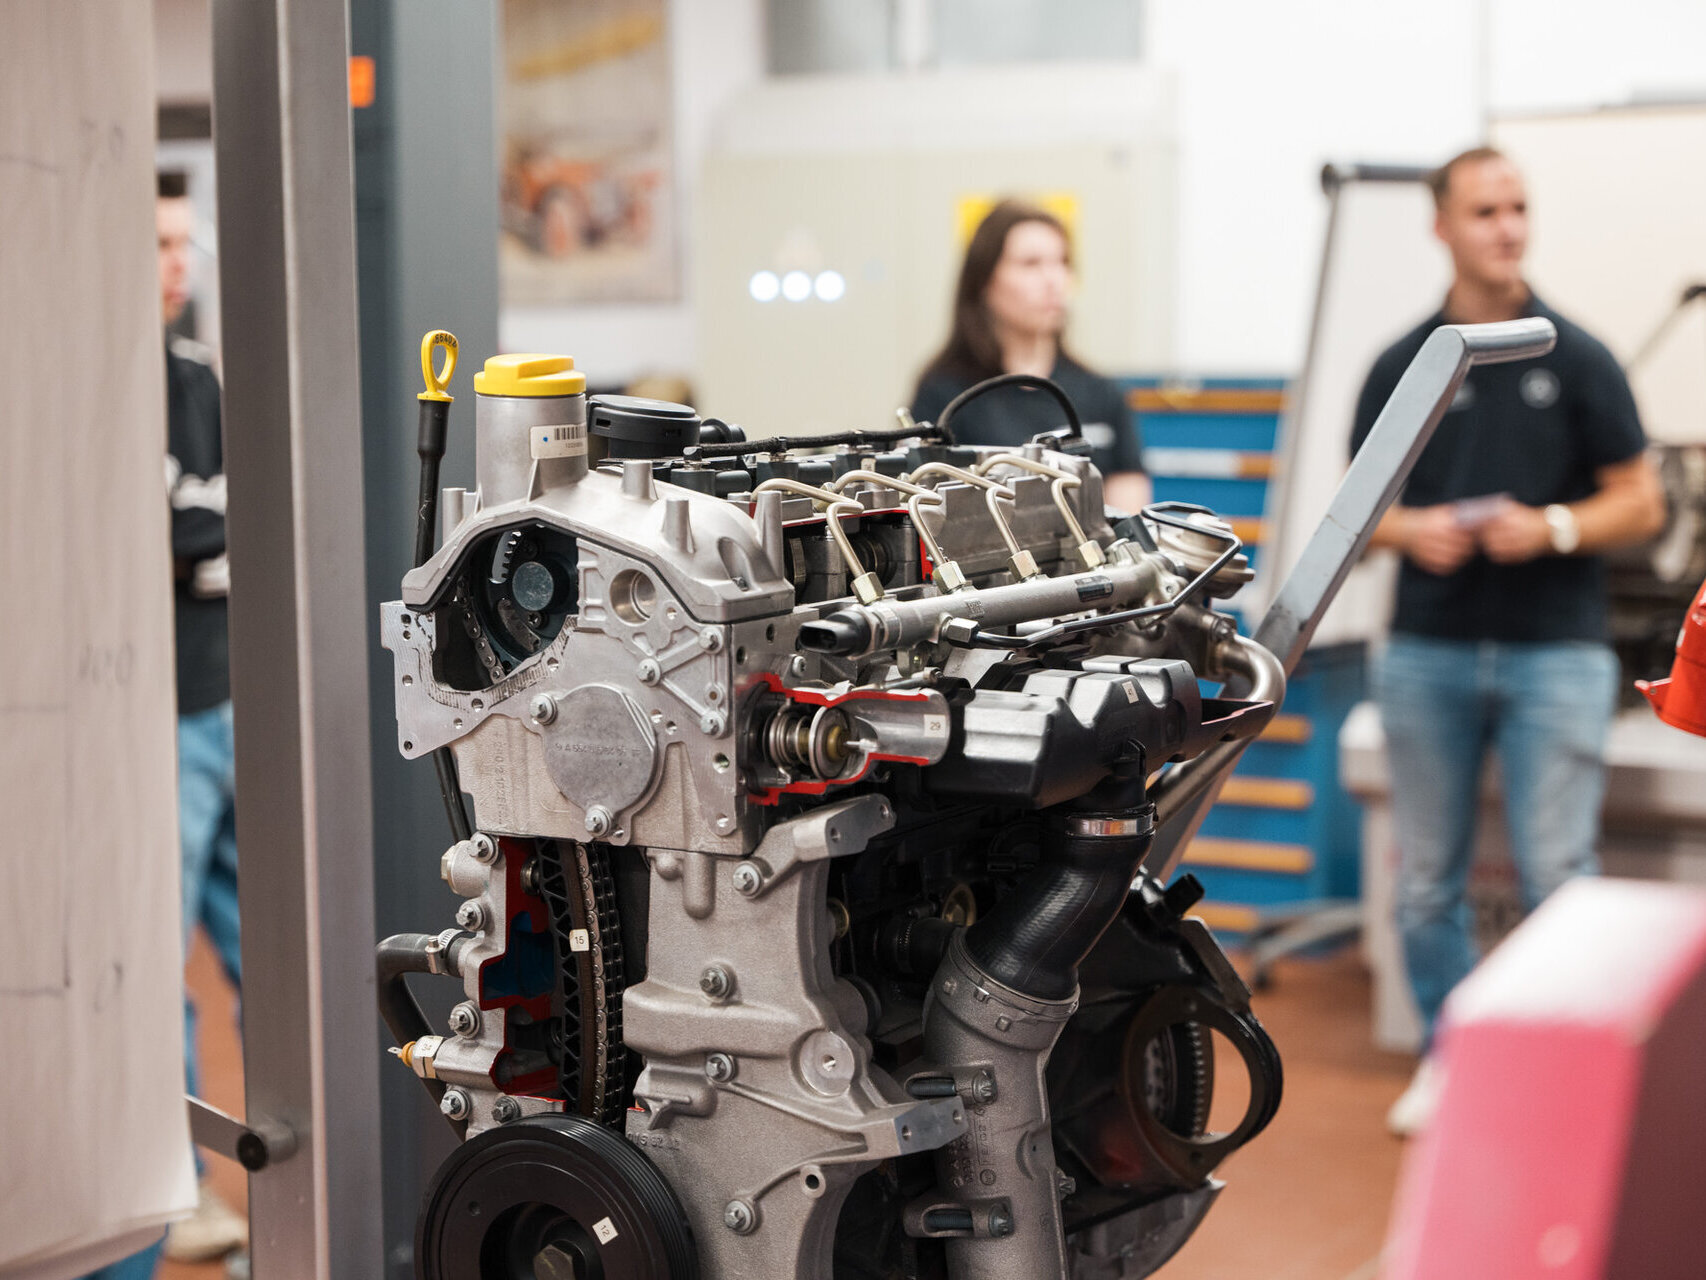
top-left (1376, 634), bottom-right (1617, 1048)
top-left (178, 702), bottom-right (242, 1110)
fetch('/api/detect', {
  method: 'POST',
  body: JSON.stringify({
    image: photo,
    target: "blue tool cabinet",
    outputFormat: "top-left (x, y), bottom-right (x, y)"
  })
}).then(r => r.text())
top-left (1121, 378), bottom-right (1365, 937)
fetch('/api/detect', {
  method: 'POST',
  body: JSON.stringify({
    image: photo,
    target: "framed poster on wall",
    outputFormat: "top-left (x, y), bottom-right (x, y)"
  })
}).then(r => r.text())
top-left (500, 0), bottom-right (678, 305)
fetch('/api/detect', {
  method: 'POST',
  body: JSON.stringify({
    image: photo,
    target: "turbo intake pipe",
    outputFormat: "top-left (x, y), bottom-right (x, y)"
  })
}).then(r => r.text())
top-left (919, 776), bottom-right (1155, 1280)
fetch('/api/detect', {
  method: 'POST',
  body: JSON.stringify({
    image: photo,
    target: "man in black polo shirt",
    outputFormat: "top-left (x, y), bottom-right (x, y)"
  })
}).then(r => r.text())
top-left (1350, 148), bottom-right (1663, 1135)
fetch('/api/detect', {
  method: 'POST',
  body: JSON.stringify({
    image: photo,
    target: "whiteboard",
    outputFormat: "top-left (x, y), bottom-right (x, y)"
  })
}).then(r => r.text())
top-left (1495, 106), bottom-right (1706, 445)
top-left (0, 0), bottom-right (197, 1273)
top-left (1259, 169), bottom-right (1451, 646)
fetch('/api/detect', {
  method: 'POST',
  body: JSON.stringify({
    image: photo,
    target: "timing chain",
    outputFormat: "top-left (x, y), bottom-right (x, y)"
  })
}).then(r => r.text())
top-left (453, 576), bottom-right (507, 686)
top-left (537, 838), bottom-right (627, 1128)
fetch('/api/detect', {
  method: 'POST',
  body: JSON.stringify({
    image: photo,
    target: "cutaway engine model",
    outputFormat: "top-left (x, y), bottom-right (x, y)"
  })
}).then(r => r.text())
top-left (379, 318), bottom-right (1556, 1280)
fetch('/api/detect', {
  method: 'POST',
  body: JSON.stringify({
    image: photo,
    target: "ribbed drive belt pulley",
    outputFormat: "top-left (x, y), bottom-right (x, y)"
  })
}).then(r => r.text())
top-left (416, 1114), bottom-right (697, 1280)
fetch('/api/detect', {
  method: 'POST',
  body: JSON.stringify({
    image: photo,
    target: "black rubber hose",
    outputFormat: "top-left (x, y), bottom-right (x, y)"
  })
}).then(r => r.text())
top-left (964, 778), bottom-right (1154, 1001)
top-left (413, 399), bottom-right (449, 568)
top-left (377, 931), bottom-right (471, 1128)
top-left (432, 751), bottom-right (473, 844)
top-left (935, 372), bottom-right (1083, 443)
top-left (682, 418), bottom-right (952, 459)
top-left (411, 395), bottom-right (475, 843)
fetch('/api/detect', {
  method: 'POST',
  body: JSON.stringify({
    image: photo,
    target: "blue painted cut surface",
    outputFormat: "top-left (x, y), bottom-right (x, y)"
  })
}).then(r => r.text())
top-left (1139, 415), bottom-right (1280, 453)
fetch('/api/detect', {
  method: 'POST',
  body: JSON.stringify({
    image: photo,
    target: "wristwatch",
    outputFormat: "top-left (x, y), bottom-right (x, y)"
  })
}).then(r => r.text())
top-left (1544, 503), bottom-right (1580, 554)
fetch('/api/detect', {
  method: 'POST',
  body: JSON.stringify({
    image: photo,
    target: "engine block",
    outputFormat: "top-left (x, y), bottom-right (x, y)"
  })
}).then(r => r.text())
top-left (382, 353), bottom-right (1285, 1280)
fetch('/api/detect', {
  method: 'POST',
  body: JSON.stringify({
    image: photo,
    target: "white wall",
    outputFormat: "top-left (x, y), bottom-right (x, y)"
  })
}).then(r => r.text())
top-left (1148, 0), bottom-right (1706, 375)
top-left (499, 0), bottom-right (766, 385)
top-left (1147, 1), bottom-right (1483, 376)
top-left (504, 0), bottom-right (1706, 383)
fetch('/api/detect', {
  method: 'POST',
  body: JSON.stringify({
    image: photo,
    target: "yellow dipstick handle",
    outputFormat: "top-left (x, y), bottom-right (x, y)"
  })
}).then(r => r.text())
top-left (419, 329), bottom-right (459, 402)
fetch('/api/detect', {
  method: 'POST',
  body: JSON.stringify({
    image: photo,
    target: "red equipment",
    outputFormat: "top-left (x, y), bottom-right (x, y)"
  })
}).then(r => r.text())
top-left (1383, 878), bottom-right (1706, 1280)
top-left (1637, 577), bottom-right (1706, 736)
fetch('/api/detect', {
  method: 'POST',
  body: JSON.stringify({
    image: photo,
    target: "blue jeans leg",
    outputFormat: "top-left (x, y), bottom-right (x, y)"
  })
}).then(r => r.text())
top-left (1377, 636), bottom-right (1494, 1049)
top-left (178, 702), bottom-right (240, 1154)
top-left (1493, 642), bottom-right (1616, 910)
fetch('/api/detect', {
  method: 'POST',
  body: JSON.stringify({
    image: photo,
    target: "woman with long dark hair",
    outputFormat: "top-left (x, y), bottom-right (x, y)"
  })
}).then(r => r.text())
top-left (911, 199), bottom-right (1148, 509)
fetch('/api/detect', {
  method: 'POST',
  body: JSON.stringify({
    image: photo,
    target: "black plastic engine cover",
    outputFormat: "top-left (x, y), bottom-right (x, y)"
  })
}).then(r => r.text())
top-left (923, 660), bottom-right (1202, 808)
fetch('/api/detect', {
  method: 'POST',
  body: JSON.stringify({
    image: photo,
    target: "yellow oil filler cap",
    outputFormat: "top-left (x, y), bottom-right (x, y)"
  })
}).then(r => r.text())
top-left (474, 353), bottom-right (587, 397)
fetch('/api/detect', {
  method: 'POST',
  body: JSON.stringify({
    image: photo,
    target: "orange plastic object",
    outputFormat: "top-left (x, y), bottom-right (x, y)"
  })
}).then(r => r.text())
top-left (349, 55), bottom-right (375, 109)
top-left (1637, 578), bottom-right (1706, 737)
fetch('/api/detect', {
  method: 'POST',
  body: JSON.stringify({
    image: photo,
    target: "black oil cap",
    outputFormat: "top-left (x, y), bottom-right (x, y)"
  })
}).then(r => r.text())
top-left (587, 394), bottom-right (701, 459)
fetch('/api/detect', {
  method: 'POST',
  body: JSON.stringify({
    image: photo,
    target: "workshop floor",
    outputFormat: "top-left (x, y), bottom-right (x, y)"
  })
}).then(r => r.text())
top-left (165, 937), bottom-right (1417, 1280)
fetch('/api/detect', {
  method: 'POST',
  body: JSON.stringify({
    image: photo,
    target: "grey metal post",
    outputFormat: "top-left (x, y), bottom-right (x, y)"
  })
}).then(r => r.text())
top-left (211, 0), bottom-right (384, 1273)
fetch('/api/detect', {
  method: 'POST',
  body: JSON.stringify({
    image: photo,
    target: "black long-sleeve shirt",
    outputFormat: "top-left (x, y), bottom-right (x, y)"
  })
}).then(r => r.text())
top-left (166, 335), bottom-right (230, 714)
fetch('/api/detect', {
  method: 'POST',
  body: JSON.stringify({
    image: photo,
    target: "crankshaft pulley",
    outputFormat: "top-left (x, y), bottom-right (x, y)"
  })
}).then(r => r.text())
top-left (416, 1114), bottom-right (697, 1280)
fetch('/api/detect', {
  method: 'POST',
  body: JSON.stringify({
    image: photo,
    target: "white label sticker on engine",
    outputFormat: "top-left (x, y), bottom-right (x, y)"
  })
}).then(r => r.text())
top-left (1122, 679), bottom-right (1140, 704)
top-left (531, 422), bottom-right (587, 460)
top-left (570, 928), bottom-right (591, 952)
top-left (592, 1216), bottom-right (619, 1244)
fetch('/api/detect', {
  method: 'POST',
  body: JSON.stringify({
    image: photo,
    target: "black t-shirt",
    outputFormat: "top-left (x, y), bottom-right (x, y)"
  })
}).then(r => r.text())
top-left (911, 354), bottom-right (1144, 477)
top-left (166, 337), bottom-right (231, 715)
top-left (1350, 295), bottom-right (1646, 644)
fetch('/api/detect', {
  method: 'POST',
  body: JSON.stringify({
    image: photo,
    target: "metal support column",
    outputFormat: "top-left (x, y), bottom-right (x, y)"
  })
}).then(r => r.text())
top-left (211, 0), bottom-right (384, 1273)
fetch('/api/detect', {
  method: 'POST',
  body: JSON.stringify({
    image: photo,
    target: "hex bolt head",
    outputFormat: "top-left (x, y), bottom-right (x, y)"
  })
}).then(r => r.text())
top-left (532, 1244), bottom-right (577, 1280)
top-left (698, 628), bottom-right (724, 652)
top-left (790, 654), bottom-right (808, 677)
top-left (529, 693), bottom-right (558, 724)
top-left (699, 965), bottom-right (733, 999)
top-left (731, 862), bottom-right (763, 897)
top-left (700, 709), bottom-right (728, 737)
top-left (637, 658), bottom-right (662, 686)
top-left (448, 1001), bottom-right (481, 1038)
top-left (988, 1206), bottom-right (1015, 1238)
top-left (520, 857), bottom-right (542, 896)
top-left (469, 832), bottom-right (498, 864)
top-left (439, 1088), bottom-right (471, 1121)
top-left (705, 1052), bottom-right (736, 1082)
top-left (722, 1200), bottom-right (757, 1234)
top-left (492, 1096), bottom-right (522, 1124)
top-left (455, 900), bottom-right (487, 931)
top-left (971, 1070), bottom-right (997, 1105)
top-left (585, 805), bottom-right (613, 837)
